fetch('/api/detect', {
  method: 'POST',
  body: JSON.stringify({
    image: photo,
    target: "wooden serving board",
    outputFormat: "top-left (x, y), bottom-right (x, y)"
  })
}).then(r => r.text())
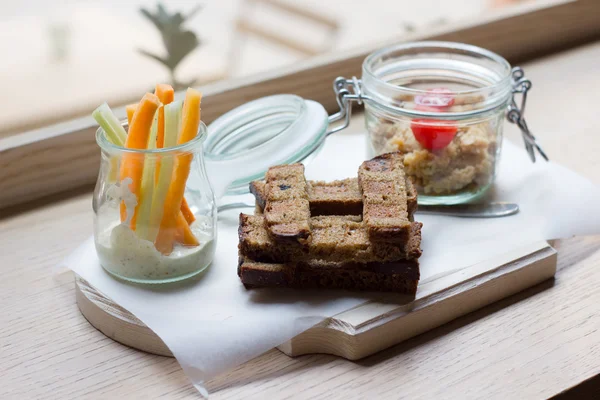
top-left (76, 241), bottom-right (557, 360)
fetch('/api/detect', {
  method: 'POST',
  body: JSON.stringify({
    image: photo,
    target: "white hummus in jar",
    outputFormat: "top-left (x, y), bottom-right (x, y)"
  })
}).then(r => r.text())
top-left (94, 180), bottom-right (215, 282)
top-left (95, 218), bottom-right (215, 282)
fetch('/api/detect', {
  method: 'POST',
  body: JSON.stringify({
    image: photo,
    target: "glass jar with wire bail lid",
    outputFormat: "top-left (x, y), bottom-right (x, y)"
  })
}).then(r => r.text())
top-left (329, 41), bottom-right (547, 205)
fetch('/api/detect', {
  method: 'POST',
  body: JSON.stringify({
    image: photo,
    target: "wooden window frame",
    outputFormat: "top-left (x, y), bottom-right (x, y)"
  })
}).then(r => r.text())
top-left (1, 0), bottom-right (599, 210)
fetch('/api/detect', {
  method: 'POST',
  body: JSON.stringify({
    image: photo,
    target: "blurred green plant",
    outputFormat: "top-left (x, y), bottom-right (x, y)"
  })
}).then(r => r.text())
top-left (138, 3), bottom-right (202, 90)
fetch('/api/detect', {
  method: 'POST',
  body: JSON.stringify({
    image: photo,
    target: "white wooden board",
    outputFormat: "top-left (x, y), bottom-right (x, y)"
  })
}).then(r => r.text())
top-left (75, 241), bottom-right (557, 360)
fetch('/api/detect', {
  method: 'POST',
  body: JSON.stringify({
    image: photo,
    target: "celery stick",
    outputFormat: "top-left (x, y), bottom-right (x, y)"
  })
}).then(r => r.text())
top-left (107, 156), bottom-right (119, 184)
top-left (164, 100), bottom-right (182, 147)
top-left (147, 101), bottom-right (183, 242)
top-left (135, 112), bottom-right (160, 241)
top-left (92, 103), bottom-right (127, 146)
top-left (92, 103), bottom-right (126, 183)
top-left (146, 111), bottom-right (159, 150)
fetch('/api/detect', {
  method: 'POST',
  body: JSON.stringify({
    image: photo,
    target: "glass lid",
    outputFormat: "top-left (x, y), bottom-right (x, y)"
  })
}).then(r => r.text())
top-left (203, 94), bottom-right (329, 199)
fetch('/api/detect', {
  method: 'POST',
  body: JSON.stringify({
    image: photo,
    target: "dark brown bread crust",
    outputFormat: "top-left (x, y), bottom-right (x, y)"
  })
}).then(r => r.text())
top-left (249, 180), bottom-right (268, 210)
top-left (359, 152), bottom-right (412, 243)
top-left (238, 256), bottom-right (419, 295)
top-left (263, 164), bottom-right (311, 242)
top-left (239, 214), bottom-right (422, 264)
top-left (250, 176), bottom-right (418, 217)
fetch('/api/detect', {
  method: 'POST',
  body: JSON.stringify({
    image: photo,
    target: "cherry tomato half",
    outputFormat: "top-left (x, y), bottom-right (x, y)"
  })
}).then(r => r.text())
top-left (410, 119), bottom-right (458, 150)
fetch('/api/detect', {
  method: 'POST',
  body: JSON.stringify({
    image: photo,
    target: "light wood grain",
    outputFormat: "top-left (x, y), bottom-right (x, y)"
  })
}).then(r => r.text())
top-left (281, 242), bottom-right (557, 359)
top-left (74, 242), bottom-right (557, 360)
top-left (76, 278), bottom-right (173, 357)
top-left (2, 35), bottom-right (600, 400)
top-left (250, 0), bottom-right (339, 30)
top-left (234, 0), bottom-right (339, 56)
top-left (1, 0), bottom-right (600, 210)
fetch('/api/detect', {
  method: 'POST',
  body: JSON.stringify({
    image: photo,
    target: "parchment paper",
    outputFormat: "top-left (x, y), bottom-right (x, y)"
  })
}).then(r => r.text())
top-left (61, 129), bottom-right (600, 397)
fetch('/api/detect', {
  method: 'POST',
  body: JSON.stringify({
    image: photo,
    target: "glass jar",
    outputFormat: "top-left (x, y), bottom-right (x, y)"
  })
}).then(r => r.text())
top-left (364, 42), bottom-right (512, 204)
top-left (93, 123), bottom-right (217, 284)
top-left (328, 41), bottom-right (544, 205)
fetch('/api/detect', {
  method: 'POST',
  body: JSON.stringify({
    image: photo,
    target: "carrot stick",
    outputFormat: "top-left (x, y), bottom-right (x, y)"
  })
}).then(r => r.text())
top-left (152, 84), bottom-right (194, 224)
top-left (180, 197), bottom-right (196, 224)
top-left (179, 89), bottom-right (202, 143)
top-left (134, 114), bottom-right (160, 240)
top-left (153, 84), bottom-right (174, 185)
top-left (153, 84), bottom-right (194, 236)
top-left (126, 103), bottom-right (138, 126)
top-left (154, 84), bottom-right (174, 149)
top-left (148, 101), bottom-right (181, 243)
top-left (119, 93), bottom-right (161, 227)
top-left (155, 88), bottom-right (202, 254)
top-left (174, 213), bottom-right (200, 246)
top-left (125, 94), bottom-right (160, 148)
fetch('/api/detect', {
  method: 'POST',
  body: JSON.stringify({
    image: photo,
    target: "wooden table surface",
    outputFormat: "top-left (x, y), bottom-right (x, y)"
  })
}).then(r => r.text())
top-left (2, 42), bottom-right (600, 399)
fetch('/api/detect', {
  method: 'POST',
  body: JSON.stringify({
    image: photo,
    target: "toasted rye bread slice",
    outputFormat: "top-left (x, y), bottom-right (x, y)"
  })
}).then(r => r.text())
top-left (249, 177), bottom-right (418, 217)
top-left (238, 255), bottom-right (419, 295)
top-left (263, 164), bottom-right (311, 242)
top-left (308, 178), bottom-right (364, 216)
top-left (359, 152), bottom-right (411, 243)
top-left (238, 214), bottom-right (422, 264)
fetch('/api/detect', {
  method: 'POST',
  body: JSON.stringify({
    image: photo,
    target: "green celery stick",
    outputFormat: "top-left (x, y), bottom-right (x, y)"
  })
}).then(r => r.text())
top-left (92, 103), bottom-right (127, 146)
top-left (147, 101), bottom-right (183, 242)
top-left (164, 100), bottom-right (182, 147)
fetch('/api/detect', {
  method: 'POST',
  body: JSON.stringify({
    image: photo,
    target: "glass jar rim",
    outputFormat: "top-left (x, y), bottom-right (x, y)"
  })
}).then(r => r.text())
top-left (363, 41), bottom-right (512, 95)
top-left (203, 94), bottom-right (329, 196)
top-left (96, 121), bottom-right (207, 154)
top-left (361, 41), bottom-right (513, 119)
top-left (204, 94), bottom-right (306, 161)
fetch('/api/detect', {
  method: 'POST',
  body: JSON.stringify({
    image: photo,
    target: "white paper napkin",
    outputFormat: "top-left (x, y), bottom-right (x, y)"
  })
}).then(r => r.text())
top-left (61, 130), bottom-right (600, 397)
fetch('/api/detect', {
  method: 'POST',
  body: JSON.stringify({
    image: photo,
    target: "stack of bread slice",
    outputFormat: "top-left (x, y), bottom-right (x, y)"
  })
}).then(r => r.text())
top-left (237, 153), bottom-right (423, 294)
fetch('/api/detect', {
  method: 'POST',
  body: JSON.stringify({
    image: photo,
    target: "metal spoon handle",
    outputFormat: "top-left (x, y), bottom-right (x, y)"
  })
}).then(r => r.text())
top-left (417, 203), bottom-right (519, 218)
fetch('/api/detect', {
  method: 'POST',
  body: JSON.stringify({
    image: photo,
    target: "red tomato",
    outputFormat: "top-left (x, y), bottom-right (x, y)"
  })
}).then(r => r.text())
top-left (415, 88), bottom-right (455, 108)
top-left (411, 119), bottom-right (458, 150)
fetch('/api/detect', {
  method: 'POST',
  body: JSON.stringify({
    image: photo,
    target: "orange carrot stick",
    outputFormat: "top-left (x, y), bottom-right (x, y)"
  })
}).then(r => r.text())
top-left (153, 84), bottom-right (193, 227)
top-left (179, 89), bottom-right (202, 143)
top-left (174, 213), bottom-right (200, 246)
top-left (126, 103), bottom-right (138, 126)
top-left (119, 93), bottom-right (161, 227)
top-left (153, 84), bottom-right (174, 184)
top-left (154, 84), bottom-right (174, 149)
top-left (180, 197), bottom-right (196, 224)
top-left (155, 88), bottom-right (202, 254)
